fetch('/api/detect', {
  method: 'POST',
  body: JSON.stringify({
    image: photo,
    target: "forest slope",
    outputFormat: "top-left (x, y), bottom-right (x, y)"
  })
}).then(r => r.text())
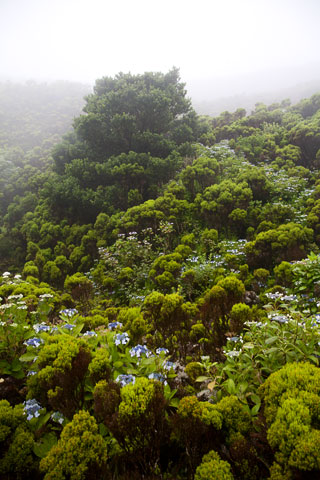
top-left (0, 71), bottom-right (320, 479)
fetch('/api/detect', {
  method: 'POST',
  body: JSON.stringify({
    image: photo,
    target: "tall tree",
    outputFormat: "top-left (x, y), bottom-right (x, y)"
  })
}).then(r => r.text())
top-left (54, 67), bottom-right (198, 171)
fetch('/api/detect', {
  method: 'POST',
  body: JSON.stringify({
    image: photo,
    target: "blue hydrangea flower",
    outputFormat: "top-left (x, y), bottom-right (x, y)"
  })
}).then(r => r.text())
top-left (114, 332), bottom-right (130, 346)
top-left (51, 411), bottom-right (64, 424)
top-left (163, 361), bottom-right (176, 371)
top-left (60, 308), bottom-right (78, 317)
top-left (116, 374), bottom-right (136, 387)
top-left (62, 323), bottom-right (75, 330)
top-left (265, 292), bottom-right (283, 300)
top-left (156, 347), bottom-right (169, 355)
top-left (24, 337), bottom-right (42, 348)
top-left (282, 295), bottom-right (297, 302)
top-left (23, 399), bottom-right (42, 421)
top-left (108, 321), bottom-right (123, 330)
top-left (33, 323), bottom-right (51, 333)
top-left (148, 372), bottom-right (167, 384)
top-left (224, 350), bottom-right (240, 358)
top-left (270, 315), bottom-right (288, 324)
top-left (83, 330), bottom-right (97, 337)
top-left (129, 344), bottom-right (151, 358)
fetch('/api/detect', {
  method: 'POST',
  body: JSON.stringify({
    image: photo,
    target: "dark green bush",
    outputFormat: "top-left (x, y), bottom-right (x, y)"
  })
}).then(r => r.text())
top-left (27, 335), bottom-right (92, 417)
top-left (0, 400), bottom-right (37, 479)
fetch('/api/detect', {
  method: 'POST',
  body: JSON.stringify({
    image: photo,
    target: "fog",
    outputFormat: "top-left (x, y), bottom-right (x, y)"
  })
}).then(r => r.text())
top-left (1, 0), bottom-right (320, 111)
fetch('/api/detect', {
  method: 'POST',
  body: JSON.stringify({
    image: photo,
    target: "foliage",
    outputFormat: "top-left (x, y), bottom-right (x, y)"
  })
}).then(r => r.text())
top-left (1, 75), bottom-right (320, 479)
top-left (39, 410), bottom-right (108, 480)
top-left (260, 362), bottom-right (320, 478)
top-left (27, 335), bottom-right (92, 417)
top-left (0, 400), bottom-right (37, 479)
top-left (194, 450), bottom-right (234, 480)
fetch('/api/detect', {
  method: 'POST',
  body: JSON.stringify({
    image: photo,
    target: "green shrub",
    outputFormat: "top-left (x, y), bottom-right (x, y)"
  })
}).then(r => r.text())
top-left (143, 291), bottom-right (195, 356)
top-left (94, 377), bottom-right (168, 475)
top-left (40, 410), bottom-right (107, 480)
top-left (64, 272), bottom-right (93, 303)
top-left (181, 233), bottom-right (196, 248)
top-left (195, 450), bottom-right (234, 480)
top-left (88, 347), bottom-right (112, 383)
top-left (174, 243), bottom-right (193, 259)
top-left (118, 307), bottom-right (150, 343)
top-left (78, 313), bottom-right (107, 330)
top-left (200, 228), bottom-right (219, 255)
top-left (176, 396), bottom-right (222, 429)
top-left (27, 335), bottom-right (92, 417)
top-left (199, 277), bottom-right (245, 350)
top-left (185, 362), bottom-right (206, 383)
top-left (229, 303), bottom-right (252, 333)
top-left (0, 400), bottom-right (37, 479)
top-left (260, 362), bottom-right (320, 478)
top-left (273, 261), bottom-right (294, 287)
top-left (22, 261), bottom-right (39, 279)
top-left (93, 380), bottom-right (121, 425)
top-left (260, 361), bottom-right (320, 424)
top-left (217, 276), bottom-right (245, 304)
top-left (215, 395), bottom-right (252, 444)
top-left (172, 396), bottom-right (223, 474)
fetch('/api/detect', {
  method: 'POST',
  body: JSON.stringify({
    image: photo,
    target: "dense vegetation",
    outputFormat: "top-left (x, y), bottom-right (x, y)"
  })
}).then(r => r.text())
top-left (1, 69), bottom-right (320, 479)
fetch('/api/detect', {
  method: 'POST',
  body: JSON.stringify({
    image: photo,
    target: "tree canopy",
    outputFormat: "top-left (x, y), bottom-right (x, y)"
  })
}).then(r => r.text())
top-left (54, 67), bottom-right (199, 172)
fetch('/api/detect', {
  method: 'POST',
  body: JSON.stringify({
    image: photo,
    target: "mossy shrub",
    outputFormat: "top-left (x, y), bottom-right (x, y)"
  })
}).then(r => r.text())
top-left (94, 378), bottom-right (168, 475)
top-left (259, 362), bottom-right (320, 478)
top-left (216, 276), bottom-right (245, 305)
top-left (229, 303), bottom-right (252, 333)
top-left (88, 348), bottom-right (112, 384)
top-left (40, 410), bottom-right (107, 480)
top-left (172, 396), bottom-right (223, 474)
top-left (194, 450), bottom-right (234, 480)
top-left (215, 395), bottom-right (252, 444)
top-left (0, 400), bottom-right (37, 479)
top-left (185, 362), bottom-right (206, 384)
top-left (27, 335), bottom-right (92, 417)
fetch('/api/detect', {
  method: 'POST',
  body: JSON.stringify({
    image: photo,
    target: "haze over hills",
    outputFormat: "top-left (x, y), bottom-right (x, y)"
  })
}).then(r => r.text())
top-left (1, 65), bottom-right (319, 124)
top-left (187, 64), bottom-right (320, 115)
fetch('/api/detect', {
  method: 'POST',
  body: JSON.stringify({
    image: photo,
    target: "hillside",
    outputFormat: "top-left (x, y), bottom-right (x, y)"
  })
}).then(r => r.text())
top-left (0, 70), bottom-right (320, 479)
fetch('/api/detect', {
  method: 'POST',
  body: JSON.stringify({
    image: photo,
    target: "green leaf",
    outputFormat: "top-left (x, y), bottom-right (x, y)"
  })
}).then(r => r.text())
top-left (99, 422), bottom-right (108, 437)
top-left (238, 381), bottom-right (249, 393)
top-left (242, 343), bottom-right (255, 349)
top-left (195, 375), bottom-right (211, 383)
top-left (308, 354), bottom-right (319, 365)
top-left (250, 393), bottom-right (261, 405)
top-left (113, 361), bottom-right (123, 369)
top-left (251, 404), bottom-right (260, 416)
top-left (33, 432), bottom-right (57, 458)
top-left (11, 358), bottom-right (22, 372)
top-left (35, 411), bottom-right (51, 431)
top-left (265, 336), bottom-right (278, 345)
top-left (266, 347), bottom-right (279, 353)
top-left (73, 323), bottom-right (84, 336)
top-left (225, 378), bottom-right (236, 394)
top-left (169, 397), bottom-right (180, 408)
top-left (20, 352), bottom-right (37, 362)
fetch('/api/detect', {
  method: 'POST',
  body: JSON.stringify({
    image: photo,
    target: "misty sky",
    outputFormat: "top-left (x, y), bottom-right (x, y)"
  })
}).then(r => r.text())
top-left (1, 0), bottom-right (320, 98)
